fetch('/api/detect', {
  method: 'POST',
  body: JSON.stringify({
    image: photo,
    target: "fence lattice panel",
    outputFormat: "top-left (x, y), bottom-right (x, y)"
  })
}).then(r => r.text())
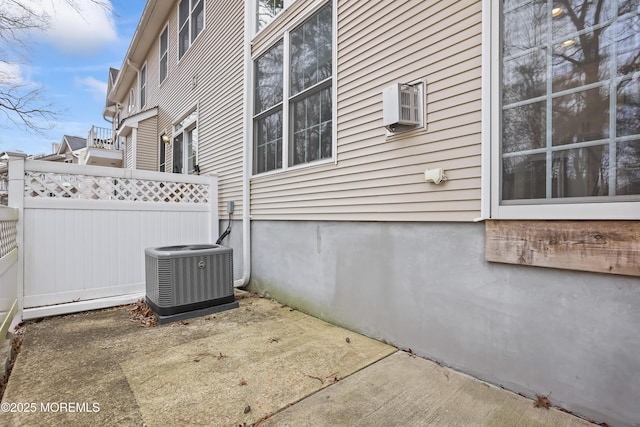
top-left (0, 220), bottom-right (17, 258)
top-left (24, 172), bottom-right (210, 204)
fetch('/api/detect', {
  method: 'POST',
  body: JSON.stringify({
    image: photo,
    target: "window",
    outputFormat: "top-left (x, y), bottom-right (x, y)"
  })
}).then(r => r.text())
top-left (159, 26), bottom-right (168, 83)
top-left (128, 88), bottom-right (135, 114)
top-left (494, 0), bottom-right (640, 218)
top-left (254, 42), bottom-right (283, 173)
top-left (159, 134), bottom-right (167, 172)
top-left (139, 64), bottom-right (146, 109)
top-left (257, 0), bottom-right (284, 31)
top-left (178, 0), bottom-right (204, 59)
top-left (253, 2), bottom-right (333, 174)
top-left (172, 110), bottom-right (198, 174)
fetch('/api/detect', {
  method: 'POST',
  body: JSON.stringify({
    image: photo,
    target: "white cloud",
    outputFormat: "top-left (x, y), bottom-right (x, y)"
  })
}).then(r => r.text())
top-left (19, 0), bottom-right (117, 55)
top-left (52, 119), bottom-right (92, 138)
top-left (75, 76), bottom-right (107, 101)
top-left (0, 62), bottom-right (26, 87)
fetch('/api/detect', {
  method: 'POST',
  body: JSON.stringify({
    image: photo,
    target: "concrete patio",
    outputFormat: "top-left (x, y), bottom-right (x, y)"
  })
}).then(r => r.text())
top-left (0, 294), bottom-right (595, 426)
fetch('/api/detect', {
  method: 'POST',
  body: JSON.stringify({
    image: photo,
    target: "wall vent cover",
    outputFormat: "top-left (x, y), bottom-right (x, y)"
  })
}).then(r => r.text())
top-left (382, 83), bottom-right (422, 132)
top-left (145, 244), bottom-right (234, 316)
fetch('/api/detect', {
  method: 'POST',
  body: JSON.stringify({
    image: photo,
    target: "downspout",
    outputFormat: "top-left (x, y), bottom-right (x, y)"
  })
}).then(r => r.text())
top-left (234, 0), bottom-right (252, 288)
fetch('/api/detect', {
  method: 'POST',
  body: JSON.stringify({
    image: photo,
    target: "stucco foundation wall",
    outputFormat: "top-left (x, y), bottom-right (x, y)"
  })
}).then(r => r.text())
top-left (249, 220), bottom-right (640, 427)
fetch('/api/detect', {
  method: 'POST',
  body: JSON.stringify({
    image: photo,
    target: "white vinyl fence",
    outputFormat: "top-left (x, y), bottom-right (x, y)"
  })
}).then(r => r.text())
top-left (0, 206), bottom-right (18, 339)
top-left (5, 153), bottom-right (219, 320)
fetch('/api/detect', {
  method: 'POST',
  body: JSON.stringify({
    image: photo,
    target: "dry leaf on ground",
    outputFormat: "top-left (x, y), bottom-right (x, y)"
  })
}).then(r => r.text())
top-left (129, 298), bottom-right (158, 327)
top-left (534, 394), bottom-right (551, 409)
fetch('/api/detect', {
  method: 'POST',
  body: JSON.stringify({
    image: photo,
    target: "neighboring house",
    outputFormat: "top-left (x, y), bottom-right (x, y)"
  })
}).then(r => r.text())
top-left (0, 136), bottom-right (84, 202)
top-left (83, 125), bottom-right (123, 168)
top-left (105, 1), bottom-right (639, 425)
top-left (0, 131), bottom-right (123, 203)
top-left (38, 133), bottom-right (123, 168)
top-left (56, 135), bottom-right (86, 164)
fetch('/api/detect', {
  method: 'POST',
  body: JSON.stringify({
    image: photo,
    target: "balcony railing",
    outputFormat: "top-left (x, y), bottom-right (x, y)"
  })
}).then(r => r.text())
top-left (87, 126), bottom-right (116, 150)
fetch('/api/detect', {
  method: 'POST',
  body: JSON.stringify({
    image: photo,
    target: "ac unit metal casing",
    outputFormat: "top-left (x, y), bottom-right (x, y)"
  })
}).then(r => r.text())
top-left (382, 83), bottom-right (421, 131)
top-left (145, 244), bottom-right (234, 316)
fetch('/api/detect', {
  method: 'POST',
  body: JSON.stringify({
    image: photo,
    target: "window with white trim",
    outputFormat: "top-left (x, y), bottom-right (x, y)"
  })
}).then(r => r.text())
top-left (128, 88), bottom-right (135, 114)
top-left (253, 2), bottom-right (333, 174)
top-left (139, 64), bottom-right (147, 109)
top-left (159, 134), bottom-right (167, 172)
top-left (172, 110), bottom-right (198, 174)
top-left (159, 26), bottom-right (168, 83)
top-left (495, 0), bottom-right (640, 217)
top-left (178, 0), bottom-right (204, 59)
top-left (254, 41), bottom-right (283, 173)
top-left (257, 0), bottom-right (284, 32)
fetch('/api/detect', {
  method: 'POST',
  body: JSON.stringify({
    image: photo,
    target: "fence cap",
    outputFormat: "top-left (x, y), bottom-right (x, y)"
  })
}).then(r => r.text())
top-left (0, 152), bottom-right (28, 160)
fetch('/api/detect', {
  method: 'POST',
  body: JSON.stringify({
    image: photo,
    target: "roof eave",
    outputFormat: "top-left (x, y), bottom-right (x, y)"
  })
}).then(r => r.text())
top-left (108, 0), bottom-right (174, 103)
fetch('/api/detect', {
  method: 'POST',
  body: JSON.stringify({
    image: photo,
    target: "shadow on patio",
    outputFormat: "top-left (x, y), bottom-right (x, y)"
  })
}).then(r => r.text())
top-left (0, 293), bottom-right (594, 427)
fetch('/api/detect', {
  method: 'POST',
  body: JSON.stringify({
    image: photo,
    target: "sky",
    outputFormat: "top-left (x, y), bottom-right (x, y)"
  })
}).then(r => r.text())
top-left (0, 0), bottom-right (146, 156)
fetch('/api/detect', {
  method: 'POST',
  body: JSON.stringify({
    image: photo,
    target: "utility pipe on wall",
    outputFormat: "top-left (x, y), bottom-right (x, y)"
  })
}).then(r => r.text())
top-left (233, 0), bottom-right (253, 288)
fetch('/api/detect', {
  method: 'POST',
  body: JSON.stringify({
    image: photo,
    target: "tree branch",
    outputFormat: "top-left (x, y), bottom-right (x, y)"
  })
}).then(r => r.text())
top-left (553, 52), bottom-right (583, 67)
top-left (0, 0), bottom-right (109, 135)
top-left (558, 0), bottom-right (584, 33)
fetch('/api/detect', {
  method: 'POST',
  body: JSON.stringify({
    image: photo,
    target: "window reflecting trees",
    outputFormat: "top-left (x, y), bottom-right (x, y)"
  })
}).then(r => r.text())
top-left (501, 0), bottom-right (640, 201)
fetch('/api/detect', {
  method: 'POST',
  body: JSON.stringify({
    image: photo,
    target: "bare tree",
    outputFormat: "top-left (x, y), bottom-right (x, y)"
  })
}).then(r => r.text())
top-left (0, 0), bottom-right (110, 133)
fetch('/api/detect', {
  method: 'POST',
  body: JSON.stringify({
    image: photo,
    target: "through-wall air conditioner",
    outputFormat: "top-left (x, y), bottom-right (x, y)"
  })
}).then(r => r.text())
top-left (382, 83), bottom-right (421, 133)
top-left (145, 244), bottom-right (238, 323)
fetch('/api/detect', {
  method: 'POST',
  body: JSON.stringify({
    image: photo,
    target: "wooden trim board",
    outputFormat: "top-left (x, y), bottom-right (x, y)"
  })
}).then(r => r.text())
top-left (485, 220), bottom-right (640, 277)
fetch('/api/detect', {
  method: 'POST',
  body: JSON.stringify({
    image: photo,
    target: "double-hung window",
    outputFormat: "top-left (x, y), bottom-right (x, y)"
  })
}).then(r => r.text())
top-left (128, 88), bottom-right (135, 114)
top-left (139, 64), bottom-right (146, 109)
top-left (254, 42), bottom-right (284, 173)
top-left (173, 110), bottom-right (198, 174)
top-left (178, 0), bottom-right (204, 59)
top-left (494, 0), bottom-right (640, 218)
top-left (159, 26), bottom-right (168, 83)
top-left (159, 134), bottom-right (167, 172)
top-left (257, 0), bottom-right (284, 32)
top-left (253, 2), bottom-right (334, 174)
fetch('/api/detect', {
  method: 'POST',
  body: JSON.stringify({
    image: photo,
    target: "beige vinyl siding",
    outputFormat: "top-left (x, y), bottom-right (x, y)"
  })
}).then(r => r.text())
top-left (121, 0), bottom-right (245, 218)
top-left (250, 0), bottom-right (482, 222)
top-left (136, 116), bottom-right (158, 171)
top-left (197, 5), bottom-right (244, 215)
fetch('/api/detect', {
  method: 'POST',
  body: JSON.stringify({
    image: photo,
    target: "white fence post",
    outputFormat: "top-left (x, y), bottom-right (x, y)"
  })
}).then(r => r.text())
top-left (6, 153), bottom-right (26, 321)
top-left (208, 173), bottom-right (219, 244)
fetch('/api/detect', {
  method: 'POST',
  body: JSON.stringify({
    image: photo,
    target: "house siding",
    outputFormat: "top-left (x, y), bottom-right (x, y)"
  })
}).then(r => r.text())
top-left (125, 135), bottom-right (134, 169)
top-left (249, 0), bottom-right (482, 222)
top-left (136, 116), bottom-right (158, 171)
top-left (247, 2), bottom-right (640, 425)
top-left (116, 0), bottom-right (245, 218)
top-left (196, 5), bottom-right (245, 213)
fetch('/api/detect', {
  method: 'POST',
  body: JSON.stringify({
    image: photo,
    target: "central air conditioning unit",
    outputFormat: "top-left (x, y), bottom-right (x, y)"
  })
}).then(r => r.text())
top-left (382, 82), bottom-right (422, 133)
top-left (145, 244), bottom-right (238, 323)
